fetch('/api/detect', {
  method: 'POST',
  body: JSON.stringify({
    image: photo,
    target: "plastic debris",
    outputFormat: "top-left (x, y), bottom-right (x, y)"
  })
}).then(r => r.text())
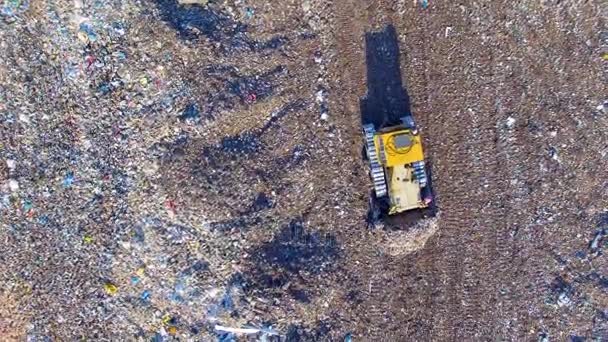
top-left (548, 146), bottom-right (560, 162)
top-left (178, 0), bottom-right (209, 5)
top-left (83, 235), bottom-right (93, 244)
top-left (78, 22), bottom-right (97, 42)
top-left (506, 116), bottom-right (516, 128)
top-left (0, 0), bottom-right (29, 18)
top-left (588, 229), bottom-right (606, 253)
top-left (162, 314), bottom-right (173, 325)
top-left (22, 200), bottom-right (32, 212)
top-left (8, 179), bottom-right (19, 192)
top-left (214, 325), bottom-right (279, 336)
top-left (597, 101), bottom-right (607, 114)
top-left (245, 93), bottom-right (257, 104)
top-left (5, 159), bottom-right (15, 170)
top-left (152, 332), bottom-right (164, 342)
top-left (37, 215), bottom-right (49, 225)
top-left (62, 171), bottom-right (74, 187)
top-left (445, 26), bottom-right (453, 37)
top-left (141, 290), bottom-right (151, 301)
top-left (245, 7), bottom-right (254, 19)
top-left (104, 283), bottom-right (118, 295)
top-left (557, 292), bottom-right (572, 307)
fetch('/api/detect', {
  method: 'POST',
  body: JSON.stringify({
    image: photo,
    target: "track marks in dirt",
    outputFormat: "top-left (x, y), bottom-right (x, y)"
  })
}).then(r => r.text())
top-left (324, 0), bottom-right (606, 339)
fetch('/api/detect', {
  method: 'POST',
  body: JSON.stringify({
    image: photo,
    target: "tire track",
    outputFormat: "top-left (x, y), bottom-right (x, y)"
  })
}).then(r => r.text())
top-left (418, 2), bottom-right (509, 337)
top-left (414, 14), bottom-right (488, 340)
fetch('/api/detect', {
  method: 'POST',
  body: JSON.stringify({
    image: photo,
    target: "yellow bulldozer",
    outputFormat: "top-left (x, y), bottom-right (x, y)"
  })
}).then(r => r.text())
top-left (363, 116), bottom-right (432, 215)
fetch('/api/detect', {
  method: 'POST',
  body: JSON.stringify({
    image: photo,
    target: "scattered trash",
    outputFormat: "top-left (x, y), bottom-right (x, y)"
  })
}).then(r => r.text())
top-left (588, 229), bottom-right (606, 253)
top-left (165, 199), bottom-right (177, 214)
top-left (245, 7), bottom-right (254, 19)
top-left (419, 0), bottom-right (429, 9)
top-left (597, 101), bottom-right (607, 114)
top-left (548, 146), bottom-right (560, 162)
top-left (83, 235), bottom-right (93, 244)
top-left (315, 89), bottom-right (325, 103)
top-left (63, 171), bottom-right (74, 187)
top-left (557, 291), bottom-right (572, 307)
top-left (104, 282), bottom-right (118, 296)
top-left (6, 159), bottom-right (16, 170)
top-left (316, 88), bottom-right (329, 120)
top-left (78, 22), bottom-right (98, 42)
top-left (140, 76), bottom-right (149, 87)
top-left (162, 314), bottom-right (173, 326)
top-left (131, 226), bottom-right (146, 244)
top-left (302, 1), bottom-right (311, 13)
top-left (445, 26), bottom-right (452, 37)
top-left (214, 325), bottom-right (279, 336)
top-left (344, 332), bottom-right (353, 342)
top-left (245, 92), bottom-right (257, 104)
top-left (167, 326), bottom-right (178, 335)
top-left (22, 200), bottom-right (32, 212)
top-left (152, 332), bottom-right (164, 342)
top-left (37, 215), bottom-right (49, 225)
top-left (0, 0), bottom-right (29, 18)
top-left (550, 276), bottom-right (574, 307)
top-left (506, 116), bottom-right (516, 128)
top-left (178, 0), bottom-right (208, 5)
top-left (8, 179), bottom-right (19, 192)
top-left (141, 290), bottom-right (151, 301)
top-left (602, 52), bottom-right (608, 61)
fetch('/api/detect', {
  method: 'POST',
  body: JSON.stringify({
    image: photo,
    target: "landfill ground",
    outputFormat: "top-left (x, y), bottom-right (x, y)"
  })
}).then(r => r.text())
top-left (1, 0), bottom-right (607, 341)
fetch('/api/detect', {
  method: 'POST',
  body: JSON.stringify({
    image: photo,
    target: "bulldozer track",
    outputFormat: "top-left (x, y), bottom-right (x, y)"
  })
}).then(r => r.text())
top-left (416, 3), bottom-right (500, 338)
top-left (367, 261), bottom-right (391, 341)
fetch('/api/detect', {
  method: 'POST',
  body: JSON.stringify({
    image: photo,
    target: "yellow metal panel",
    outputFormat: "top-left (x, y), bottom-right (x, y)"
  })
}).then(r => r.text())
top-left (387, 166), bottom-right (423, 214)
top-left (375, 129), bottom-right (424, 167)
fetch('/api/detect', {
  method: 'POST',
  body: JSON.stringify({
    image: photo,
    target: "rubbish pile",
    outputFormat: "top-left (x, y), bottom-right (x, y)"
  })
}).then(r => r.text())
top-left (0, 0), bottom-right (346, 339)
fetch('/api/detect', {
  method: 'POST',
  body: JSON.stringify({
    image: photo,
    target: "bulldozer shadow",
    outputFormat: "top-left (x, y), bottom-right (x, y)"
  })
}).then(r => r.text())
top-left (360, 24), bottom-right (411, 128)
top-left (360, 24), bottom-right (437, 230)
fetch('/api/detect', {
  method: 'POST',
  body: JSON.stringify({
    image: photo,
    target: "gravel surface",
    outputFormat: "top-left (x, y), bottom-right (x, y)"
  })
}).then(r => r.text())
top-left (1, 0), bottom-right (606, 340)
